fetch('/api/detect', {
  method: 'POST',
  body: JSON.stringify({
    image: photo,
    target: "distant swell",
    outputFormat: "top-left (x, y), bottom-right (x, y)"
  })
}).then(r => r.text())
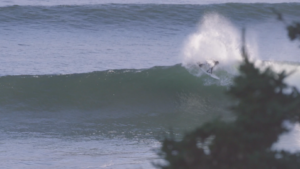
top-left (0, 0), bottom-right (299, 7)
top-left (1, 3), bottom-right (300, 28)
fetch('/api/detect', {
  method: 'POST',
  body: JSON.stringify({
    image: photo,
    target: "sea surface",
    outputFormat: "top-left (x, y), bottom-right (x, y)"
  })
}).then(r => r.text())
top-left (1, 0), bottom-right (300, 168)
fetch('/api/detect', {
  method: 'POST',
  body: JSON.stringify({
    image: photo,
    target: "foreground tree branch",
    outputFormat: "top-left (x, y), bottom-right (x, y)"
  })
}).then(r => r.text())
top-left (155, 29), bottom-right (300, 169)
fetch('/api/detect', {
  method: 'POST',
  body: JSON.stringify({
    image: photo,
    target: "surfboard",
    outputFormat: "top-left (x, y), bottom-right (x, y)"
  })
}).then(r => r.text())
top-left (199, 67), bottom-right (220, 80)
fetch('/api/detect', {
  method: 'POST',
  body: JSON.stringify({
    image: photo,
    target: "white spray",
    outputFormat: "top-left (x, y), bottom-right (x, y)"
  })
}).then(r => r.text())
top-left (181, 13), bottom-right (300, 89)
top-left (182, 13), bottom-right (258, 78)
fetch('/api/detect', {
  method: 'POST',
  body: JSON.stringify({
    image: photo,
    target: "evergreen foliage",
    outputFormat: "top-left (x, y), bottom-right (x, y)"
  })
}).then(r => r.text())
top-left (272, 9), bottom-right (300, 42)
top-left (287, 23), bottom-right (300, 41)
top-left (156, 32), bottom-right (300, 169)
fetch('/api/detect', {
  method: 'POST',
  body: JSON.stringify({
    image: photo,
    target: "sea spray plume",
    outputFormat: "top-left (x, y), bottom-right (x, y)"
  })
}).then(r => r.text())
top-left (182, 13), bottom-right (242, 76)
top-left (156, 29), bottom-right (300, 169)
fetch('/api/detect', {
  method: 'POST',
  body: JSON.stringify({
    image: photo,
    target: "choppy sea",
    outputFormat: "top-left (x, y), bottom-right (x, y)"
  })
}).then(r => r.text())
top-left (1, 0), bottom-right (300, 168)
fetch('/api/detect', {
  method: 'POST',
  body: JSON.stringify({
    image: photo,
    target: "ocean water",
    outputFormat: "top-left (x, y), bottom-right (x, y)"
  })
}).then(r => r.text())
top-left (1, 0), bottom-right (300, 168)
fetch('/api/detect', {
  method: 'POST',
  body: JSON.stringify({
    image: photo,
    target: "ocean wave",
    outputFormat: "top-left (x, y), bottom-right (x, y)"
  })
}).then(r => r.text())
top-left (1, 0), bottom-right (299, 7)
top-left (0, 65), bottom-right (229, 113)
top-left (0, 62), bottom-right (298, 136)
top-left (0, 64), bottom-right (233, 136)
top-left (1, 3), bottom-right (299, 27)
top-left (1, 61), bottom-right (299, 112)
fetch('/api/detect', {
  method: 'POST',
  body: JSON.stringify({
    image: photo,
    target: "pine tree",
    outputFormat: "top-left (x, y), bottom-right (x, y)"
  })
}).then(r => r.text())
top-left (156, 31), bottom-right (300, 169)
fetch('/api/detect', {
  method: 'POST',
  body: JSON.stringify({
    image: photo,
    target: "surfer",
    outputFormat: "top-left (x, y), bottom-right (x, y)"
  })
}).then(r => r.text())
top-left (198, 61), bottom-right (219, 74)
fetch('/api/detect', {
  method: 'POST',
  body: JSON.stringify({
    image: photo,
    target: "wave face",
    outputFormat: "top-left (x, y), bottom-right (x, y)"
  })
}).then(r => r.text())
top-left (0, 65), bottom-right (234, 136)
top-left (2, 61), bottom-right (299, 137)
